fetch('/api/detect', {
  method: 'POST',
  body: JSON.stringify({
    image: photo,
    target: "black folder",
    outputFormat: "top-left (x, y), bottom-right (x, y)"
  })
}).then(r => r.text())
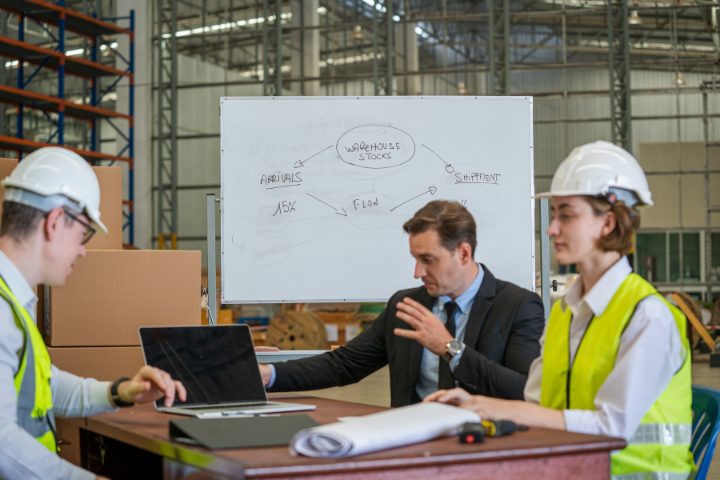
top-left (169, 414), bottom-right (319, 449)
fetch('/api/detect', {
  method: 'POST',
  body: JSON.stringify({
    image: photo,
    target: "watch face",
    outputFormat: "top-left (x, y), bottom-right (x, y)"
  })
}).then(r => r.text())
top-left (448, 340), bottom-right (463, 354)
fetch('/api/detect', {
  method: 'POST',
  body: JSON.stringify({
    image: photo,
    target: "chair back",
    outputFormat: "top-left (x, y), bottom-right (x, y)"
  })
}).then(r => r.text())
top-left (691, 386), bottom-right (720, 480)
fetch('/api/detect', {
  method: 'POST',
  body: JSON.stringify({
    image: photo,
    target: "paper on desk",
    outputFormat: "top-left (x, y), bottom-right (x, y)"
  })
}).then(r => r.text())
top-left (290, 402), bottom-right (480, 458)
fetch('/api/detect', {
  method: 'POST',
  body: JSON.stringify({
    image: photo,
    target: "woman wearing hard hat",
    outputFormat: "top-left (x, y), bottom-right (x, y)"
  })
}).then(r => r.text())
top-left (426, 141), bottom-right (695, 480)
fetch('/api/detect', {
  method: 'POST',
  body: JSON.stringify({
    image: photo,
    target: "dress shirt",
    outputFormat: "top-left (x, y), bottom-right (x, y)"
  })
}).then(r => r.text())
top-left (0, 250), bottom-right (117, 480)
top-left (523, 256), bottom-right (686, 441)
top-left (268, 265), bottom-right (484, 395)
top-left (414, 265), bottom-right (484, 401)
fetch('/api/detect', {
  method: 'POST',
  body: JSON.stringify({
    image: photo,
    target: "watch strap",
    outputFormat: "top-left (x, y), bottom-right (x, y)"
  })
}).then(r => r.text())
top-left (111, 377), bottom-right (134, 407)
top-left (442, 340), bottom-right (461, 363)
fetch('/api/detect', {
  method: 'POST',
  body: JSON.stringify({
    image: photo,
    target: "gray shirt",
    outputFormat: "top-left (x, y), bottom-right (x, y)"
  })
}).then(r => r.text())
top-left (0, 250), bottom-right (117, 480)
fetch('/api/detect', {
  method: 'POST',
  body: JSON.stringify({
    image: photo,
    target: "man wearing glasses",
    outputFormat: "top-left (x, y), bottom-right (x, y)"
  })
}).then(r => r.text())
top-left (0, 147), bottom-right (186, 480)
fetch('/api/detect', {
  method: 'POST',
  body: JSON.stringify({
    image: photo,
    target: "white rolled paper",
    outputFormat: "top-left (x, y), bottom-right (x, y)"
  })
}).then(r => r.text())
top-left (290, 402), bottom-right (480, 458)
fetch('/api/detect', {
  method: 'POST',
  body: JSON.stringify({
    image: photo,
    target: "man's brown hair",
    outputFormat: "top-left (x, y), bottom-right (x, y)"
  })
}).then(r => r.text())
top-left (584, 197), bottom-right (639, 255)
top-left (402, 200), bottom-right (477, 256)
top-left (0, 201), bottom-right (45, 242)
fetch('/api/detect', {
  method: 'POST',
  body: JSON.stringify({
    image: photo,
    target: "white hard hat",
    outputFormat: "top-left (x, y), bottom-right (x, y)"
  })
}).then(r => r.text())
top-left (537, 140), bottom-right (653, 208)
top-left (1, 147), bottom-right (107, 234)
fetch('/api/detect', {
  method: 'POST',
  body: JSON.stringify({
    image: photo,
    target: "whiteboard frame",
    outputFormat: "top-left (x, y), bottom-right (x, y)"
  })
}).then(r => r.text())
top-left (220, 96), bottom-right (535, 304)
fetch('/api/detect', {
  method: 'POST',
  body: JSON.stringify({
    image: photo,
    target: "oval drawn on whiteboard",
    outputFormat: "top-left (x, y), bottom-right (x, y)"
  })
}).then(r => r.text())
top-left (248, 143), bottom-right (268, 166)
top-left (232, 168), bottom-right (247, 183)
top-left (331, 152), bottom-right (408, 181)
top-left (231, 228), bottom-right (248, 255)
top-left (251, 236), bottom-right (292, 266)
top-left (336, 125), bottom-right (415, 169)
top-left (342, 193), bottom-right (396, 230)
top-left (250, 206), bottom-right (291, 231)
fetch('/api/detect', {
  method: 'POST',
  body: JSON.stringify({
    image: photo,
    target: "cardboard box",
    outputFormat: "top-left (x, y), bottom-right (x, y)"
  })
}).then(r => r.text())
top-left (86, 166), bottom-right (123, 250)
top-left (0, 158), bottom-right (18, 232)
top-left (47, 346), bottom-right (145, 381)
top-left (0, 157), bottom-right (17, 188)
top-left (41, 250), bottom-right (201, 346)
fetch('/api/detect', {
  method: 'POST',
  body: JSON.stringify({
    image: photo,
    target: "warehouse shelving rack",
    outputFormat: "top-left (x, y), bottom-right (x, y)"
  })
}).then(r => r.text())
top-left (0, 0), bottom-right (134, 247)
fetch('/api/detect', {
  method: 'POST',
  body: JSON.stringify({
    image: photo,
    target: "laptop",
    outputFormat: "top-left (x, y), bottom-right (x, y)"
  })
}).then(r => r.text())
top-left (138, 325), bottom-right (316, 418)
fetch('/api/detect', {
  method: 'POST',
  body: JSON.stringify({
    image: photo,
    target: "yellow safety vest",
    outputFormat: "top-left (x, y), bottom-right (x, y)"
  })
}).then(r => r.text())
top-left (540, 273), bottom-right (695, 480)
top-left (0, 275), bottom-right (57, 452)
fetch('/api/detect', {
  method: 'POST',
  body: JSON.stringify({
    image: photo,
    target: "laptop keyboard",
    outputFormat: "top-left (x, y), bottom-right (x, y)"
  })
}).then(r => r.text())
top-left (177, 402), bottom-right (275, 410)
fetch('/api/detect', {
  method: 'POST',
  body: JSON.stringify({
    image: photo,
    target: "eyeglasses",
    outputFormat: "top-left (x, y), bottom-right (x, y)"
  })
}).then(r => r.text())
top-left (62, 209), bottom-right (96, 245)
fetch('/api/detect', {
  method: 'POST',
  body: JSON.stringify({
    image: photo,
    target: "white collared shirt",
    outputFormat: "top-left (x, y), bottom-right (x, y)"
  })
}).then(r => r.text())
top-left (523, 257), bottom-right (686, 441)
top-left (0, 250), bottom-right (117, 480)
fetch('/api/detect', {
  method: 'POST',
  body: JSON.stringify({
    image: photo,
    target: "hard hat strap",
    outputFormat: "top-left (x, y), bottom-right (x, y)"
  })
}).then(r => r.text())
top-left (4, 188), bottom-right (84, 216)
top-left (602, 187), bottom-right (640, 208)
top-left (601, 187), bottom-right (639, 222)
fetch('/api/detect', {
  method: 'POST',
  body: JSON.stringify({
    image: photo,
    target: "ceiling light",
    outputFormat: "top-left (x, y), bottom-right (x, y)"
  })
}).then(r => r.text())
top-left (352, 25), bottom-right (366, 41)
top-left (673, 72), bottom-right (686, 86)
top-left (317, 6), bottom-right (327, 15)
top-left (456, 81), bottom-right (468, 95)
top-left (628, 10), bottom-right (643, 25)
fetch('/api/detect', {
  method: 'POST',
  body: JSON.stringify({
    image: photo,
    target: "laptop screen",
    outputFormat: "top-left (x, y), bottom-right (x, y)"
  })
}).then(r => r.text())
top-left (139, 325), bottom-right (268, 407)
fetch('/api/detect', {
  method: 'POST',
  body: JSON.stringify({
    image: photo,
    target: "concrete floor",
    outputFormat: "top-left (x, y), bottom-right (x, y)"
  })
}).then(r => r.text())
top-left (301, 366), bottom-right (392, 407)
top-left (301, 363), bottom-right (720, 479)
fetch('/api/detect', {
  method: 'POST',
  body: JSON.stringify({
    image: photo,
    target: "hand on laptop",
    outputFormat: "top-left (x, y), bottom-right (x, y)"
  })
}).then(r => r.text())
top-left (112, 365), bottom-right (187, 408)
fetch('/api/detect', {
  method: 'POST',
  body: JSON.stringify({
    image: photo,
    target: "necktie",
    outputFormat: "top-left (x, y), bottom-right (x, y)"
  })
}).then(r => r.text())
top-left (438, 301), bottom-right (459, 391)
top-left (444, 301), bottom-right (458, 338)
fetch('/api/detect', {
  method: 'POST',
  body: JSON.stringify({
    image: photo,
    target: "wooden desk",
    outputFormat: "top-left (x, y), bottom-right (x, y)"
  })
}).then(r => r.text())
top-left (58, 395), bottom-right (626, 480)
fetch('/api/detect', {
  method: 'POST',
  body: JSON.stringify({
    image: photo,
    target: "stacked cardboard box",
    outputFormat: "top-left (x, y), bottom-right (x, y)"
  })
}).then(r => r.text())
top-left (38, 166), bottom-right (201, 376)
top-left (0, 160), bottom-right (200, 379)
top-left (0, 161), bottom-right (203, 467)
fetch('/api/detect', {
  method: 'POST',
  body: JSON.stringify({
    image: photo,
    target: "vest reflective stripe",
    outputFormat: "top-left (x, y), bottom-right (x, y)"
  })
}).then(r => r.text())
top-left (540, 273), bottom-right (694, 478)
top-left (612, 473), bottom-right (690, 480)
top-left (0, 276), bottom-right (57, 452)
top-left (628, 423), bottom-right (692, 446)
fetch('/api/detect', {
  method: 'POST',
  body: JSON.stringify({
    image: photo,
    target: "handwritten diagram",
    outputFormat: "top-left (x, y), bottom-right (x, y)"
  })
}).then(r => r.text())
top-left (221, 97), bottom-right (535, 303)
top-left (230, 124), bottom-right (503, 267)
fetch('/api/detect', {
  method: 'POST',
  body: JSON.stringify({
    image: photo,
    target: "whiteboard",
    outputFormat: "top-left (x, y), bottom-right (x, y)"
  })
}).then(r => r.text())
top-left (221, 96), bottom-right (534, 303)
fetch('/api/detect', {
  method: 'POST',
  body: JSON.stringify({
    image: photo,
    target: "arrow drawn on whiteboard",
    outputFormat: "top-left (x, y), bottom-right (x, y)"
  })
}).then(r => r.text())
top-left (422, 144), bottom-right (455, 174)
top-left (306, 192), bottom-right (348, 216)
top-left (390, 186), bottom-right (437, 212)
top-left (293, 146), bottom-right (333, 168)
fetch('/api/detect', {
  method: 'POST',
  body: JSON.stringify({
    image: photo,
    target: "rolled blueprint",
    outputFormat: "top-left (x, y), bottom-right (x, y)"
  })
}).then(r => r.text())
top-left (290, 402), bottom-right (480, 458)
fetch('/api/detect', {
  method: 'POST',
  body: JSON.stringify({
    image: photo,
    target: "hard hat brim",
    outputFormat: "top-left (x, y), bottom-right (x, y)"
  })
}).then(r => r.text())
top-left (87, 213), bottom-right (108, 235)
top-left (535, 190), bottom-right (654, 207)
top-left (536, 190), bottom-right (597, 199)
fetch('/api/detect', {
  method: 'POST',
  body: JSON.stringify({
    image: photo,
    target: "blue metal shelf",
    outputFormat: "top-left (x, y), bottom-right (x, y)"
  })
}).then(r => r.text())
top-left (0, 0), bottom-right (134, 246)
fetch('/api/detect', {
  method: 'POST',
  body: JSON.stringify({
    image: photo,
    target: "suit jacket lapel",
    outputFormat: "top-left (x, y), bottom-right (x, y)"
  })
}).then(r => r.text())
top-left (463, 265), bottom-right (497, 348)
top-left (407, 288), bottom-right (435, 398)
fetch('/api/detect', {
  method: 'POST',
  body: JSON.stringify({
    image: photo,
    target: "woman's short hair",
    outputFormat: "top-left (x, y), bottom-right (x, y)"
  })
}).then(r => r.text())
top-left (584, 196), bottom-right (640, 255)
top-left (402, 200), bottom-right (477, 257)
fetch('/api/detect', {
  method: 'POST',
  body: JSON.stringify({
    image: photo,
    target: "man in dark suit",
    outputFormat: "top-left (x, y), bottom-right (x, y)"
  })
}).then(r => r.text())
top-left (259, 201), bottom-right (544, 407)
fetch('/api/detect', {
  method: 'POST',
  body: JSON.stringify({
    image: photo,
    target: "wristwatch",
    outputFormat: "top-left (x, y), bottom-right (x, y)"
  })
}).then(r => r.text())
top-left (110, 377), bottom-right (134, 408)
top-left (442, 339), bottom-right (463, 362)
